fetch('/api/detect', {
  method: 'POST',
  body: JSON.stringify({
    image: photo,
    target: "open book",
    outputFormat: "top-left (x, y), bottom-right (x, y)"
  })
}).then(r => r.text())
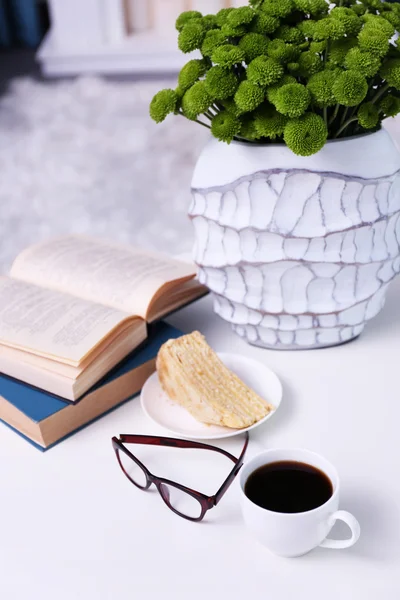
top-left (0, 236), bottom-right (206, 400)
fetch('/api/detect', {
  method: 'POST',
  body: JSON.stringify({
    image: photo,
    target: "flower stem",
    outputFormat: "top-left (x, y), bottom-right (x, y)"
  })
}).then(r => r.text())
top-left (329, 104), bottom-right (340, 126)
top-left (340, 106), bottom-right (349, 126)
top-left (323, 106), bottom-right (328, 127)
top-left (178, 111), bottom-right (211, 129)
top-left (334, 116), bottom-right (358, 138)
top-left (371, 83), bottom-right (390, 105)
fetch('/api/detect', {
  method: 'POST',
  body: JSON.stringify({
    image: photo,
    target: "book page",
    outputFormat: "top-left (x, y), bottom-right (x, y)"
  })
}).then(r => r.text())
top-left (10, 236), bottom-right (196, 319)
top-left (0, 277), bottom-right (131, 365)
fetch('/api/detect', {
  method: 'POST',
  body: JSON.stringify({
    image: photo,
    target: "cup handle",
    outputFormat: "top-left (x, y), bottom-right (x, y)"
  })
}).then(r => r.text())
top-left (319, 510), bottom-right (361, 549)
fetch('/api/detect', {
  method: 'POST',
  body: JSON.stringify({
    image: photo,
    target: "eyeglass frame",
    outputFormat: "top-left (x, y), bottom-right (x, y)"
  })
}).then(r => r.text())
top-left (112, 431), bottom-right (249, 522)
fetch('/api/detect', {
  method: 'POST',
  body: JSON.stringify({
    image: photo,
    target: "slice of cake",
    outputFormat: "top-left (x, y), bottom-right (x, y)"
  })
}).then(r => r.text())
top-left (156, 331), bottom-right (274, 429)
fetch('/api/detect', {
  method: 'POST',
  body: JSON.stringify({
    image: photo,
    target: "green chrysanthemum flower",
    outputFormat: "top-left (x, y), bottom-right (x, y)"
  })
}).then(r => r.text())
top-left (178, 23), bottom-right (207, 53)
top-left (212, 44), bottom-right (245, 67)
top-left (381, 10), bottom-right (400, 30)
top-left (239, 33), bottom-right (270, 63)
top-left (287, 61), bottom-right (300, 73)
top-left (284, 112), bottom-right (327, 156)
top-left (247, 55), bottom-right (284, 85)
top-left (220, 98), bottom-right (241, 117)
top-left (351, 4), bottom-right (367, 16)
top-left (227, 6), bottom-right (255, 27)
top-left (201, 30), bottom-right (227, 57)
top-left (362, 14), bottom-right (395, 37)
top-left (380, 94), bottom-right (400, 117)
top-left (344, 48), bottom-right (381, 78)
top-left (297, 20), bottom-right (317, 38)
top-left (178, 60), bottom-right (207, 93)
top-left (202, 14), bottom-right (218, 30)
top-left (250, 13), bottom-right (280, 34)
top-left (221, 23), bottom-right (247, 37)
top-left (329, 38), bottom-right (357, 65)
top-left (182, 81), bottom-right (212, 120)
top-left (239, 115), bottom-right (260, 140)
top-left (275, 25), bottom-right (305, 44)
top-left (307, 70), bottom-right (337, 106)
top-left (267, 38), bottom-right (300, 63)
top-left (309, 40), bottom-right (326, 53)
top-left (297, 51), bottom-right (323, 76)
top-left (234, 80), bottom-right (265, 113)
top-left (293, 0), bottom-right (328, 16)
top-left (330, 7), bottom-right (362, 35)
top-left (332, 70), bottom-right (368, 106)
top-left (266, 74), bottom-right (297, 103)
top-left (380, 58), bottom-right (400, 89)
top-left (204, 66), bottom-right (239, 100)
top-left (357, 102), bottom-right (380, 128)
top-left (274, 83), bottom-right (311, 117)
top-left (261, 0), bottom-right (294, 19)
top-left (216, 8), bottom-right (234, 27)
top-left (176, 11), bottom-right (202, 32)
top-left (254, 104), bottom-right (288, 138)
top-left (150, 89), bottom-right (178, 123)
top-left (313, 18), bottom-right (346, 41)
top-left (211, 111), bottom-right (241, 143)
top-left (358, 28), bottom-right (389, 57)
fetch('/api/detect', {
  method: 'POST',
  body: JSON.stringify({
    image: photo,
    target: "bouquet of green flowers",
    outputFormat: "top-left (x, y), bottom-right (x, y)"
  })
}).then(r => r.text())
top-left (149, 0), bottom-right (400, 156)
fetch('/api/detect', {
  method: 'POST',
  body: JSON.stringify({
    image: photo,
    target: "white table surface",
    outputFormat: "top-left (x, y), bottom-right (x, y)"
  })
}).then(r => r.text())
top-left (1, 279), bottom-right (400, 600)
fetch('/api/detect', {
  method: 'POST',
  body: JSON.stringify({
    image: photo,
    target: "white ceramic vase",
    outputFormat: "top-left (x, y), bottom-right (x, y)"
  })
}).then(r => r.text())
top-left (189, 129), bottom-right (400, 349)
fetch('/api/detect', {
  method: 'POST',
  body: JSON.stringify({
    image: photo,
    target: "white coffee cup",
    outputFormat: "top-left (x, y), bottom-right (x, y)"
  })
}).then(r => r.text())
top-left (239, 448), bottom-right (360, 558)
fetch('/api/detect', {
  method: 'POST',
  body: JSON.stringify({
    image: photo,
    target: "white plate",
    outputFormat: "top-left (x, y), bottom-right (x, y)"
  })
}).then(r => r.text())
top-left (140, 352), bottom-right (282, 440)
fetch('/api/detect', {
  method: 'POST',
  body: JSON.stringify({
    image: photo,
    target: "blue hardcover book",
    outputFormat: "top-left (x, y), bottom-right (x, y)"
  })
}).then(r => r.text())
top-left (0, 322), bottom-right (182, 451)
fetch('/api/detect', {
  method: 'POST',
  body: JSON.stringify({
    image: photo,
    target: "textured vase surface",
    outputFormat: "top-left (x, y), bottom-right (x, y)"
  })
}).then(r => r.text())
top-left (189, 129), bottom-right (400, 350)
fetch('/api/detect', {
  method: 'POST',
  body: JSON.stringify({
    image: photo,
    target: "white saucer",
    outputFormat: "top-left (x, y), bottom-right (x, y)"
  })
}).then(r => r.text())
top-left (140, 352), bottom-right (282, 440)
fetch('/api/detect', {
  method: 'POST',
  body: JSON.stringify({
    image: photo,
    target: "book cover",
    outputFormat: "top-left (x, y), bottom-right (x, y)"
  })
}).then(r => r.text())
top-left (0, 321), bottom-right (182, 451)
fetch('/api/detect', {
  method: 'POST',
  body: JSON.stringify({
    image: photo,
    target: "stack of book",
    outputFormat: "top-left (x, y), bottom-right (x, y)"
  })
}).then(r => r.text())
top-left (0, 236), bottom-right (206, 450)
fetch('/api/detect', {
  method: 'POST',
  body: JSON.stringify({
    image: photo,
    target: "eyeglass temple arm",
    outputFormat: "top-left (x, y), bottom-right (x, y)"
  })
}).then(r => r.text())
top-left (117, 434), bottom-right (238, 463)
top-left (214, 432), bottom-right (249, 505)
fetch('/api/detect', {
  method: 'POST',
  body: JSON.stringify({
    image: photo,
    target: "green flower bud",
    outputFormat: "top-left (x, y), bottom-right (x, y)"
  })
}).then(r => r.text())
top-left (267, 38), bottom-right (300, 63)
top-left (178, 23), bottom-right (206, 53)
top-left (380, 94), bottom-right (400, 117)
top-left (182, 81), bottom-right (212, 120)
top-left (357, 102), bottom-right (380, 128)
top-left (227, 6), bottom-right (255, 27)
top-left (150, 89), bottom-right (178, 123)
top-left (344, 48), bottom-right (381, 78)
top-left (247, 55), bottom-right (284, 85)
top-left (176, 11), bottom-right (202, 32)
top-left (332, 70), bottom-right (368, 106)
top-left (266, 74), bottom-right (297, 103)
top-left (313, 18), bottom-right (346, 41)
top-left (234, 80), bottom-right (265, 113)
top-left (178, 60), bottom-right (207, 93)
top-left (211, 111), bottom-right (241, 143)
top-left (216, 8), bottom-right (234, 27)
top-left (309, 40), bottom-right (326, 53)
top-left (254, 104), bottom-right (288, 138)
top-left (293, 0), bottom-right (328, 16)
top-left (297, 51), bottom-right (323, 76)
top-left (212, 44), bottom-right (245, 67)
top-left (239, 33), bottom-right (270, 63)
top-left (250, 13), bottom-right (280, 34)
top-left (330, 7), bottom-right (362, 35)
top-left (275, 25), bottom-right (305, 44)
top-left (362, 14), bottom-right (395, 37)
top-left (358, 28), bottom-right (389, 58)
top-left (307, 70), bottom-right (337, 106)
top-left (201, 30), bottom-right (227, 57)
top-left (261, 0), bottom-right (294, 18)
top-left (204, 66), bottom-right (239, 100)
top-left (284, 112), bottom-right (327, 156)
top-left (329, 37), bottom-right (357, 65)
top-left (380, 58), bottom-right (400, 89)
top-left (357, 102), bottom-right (379, 129)
top-left (274, 83), bottom-right (311, 117)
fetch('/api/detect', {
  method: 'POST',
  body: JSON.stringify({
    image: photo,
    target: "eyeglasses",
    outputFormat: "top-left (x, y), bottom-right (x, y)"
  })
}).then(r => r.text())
top-left (112, 432), bottom-right (249, 522)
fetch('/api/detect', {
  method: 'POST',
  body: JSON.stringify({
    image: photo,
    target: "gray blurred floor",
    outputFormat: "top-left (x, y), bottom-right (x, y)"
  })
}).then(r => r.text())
top-left (0, 52), bottom-right (208, 270)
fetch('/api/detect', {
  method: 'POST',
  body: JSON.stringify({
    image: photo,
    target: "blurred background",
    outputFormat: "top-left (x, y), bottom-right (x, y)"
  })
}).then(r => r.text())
top-left (1, 0), bottom-right (399, 271)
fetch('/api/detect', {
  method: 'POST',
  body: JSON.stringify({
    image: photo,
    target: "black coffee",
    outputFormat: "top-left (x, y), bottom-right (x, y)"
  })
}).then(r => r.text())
top-left (244, 460), bottom-right (333, 514)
